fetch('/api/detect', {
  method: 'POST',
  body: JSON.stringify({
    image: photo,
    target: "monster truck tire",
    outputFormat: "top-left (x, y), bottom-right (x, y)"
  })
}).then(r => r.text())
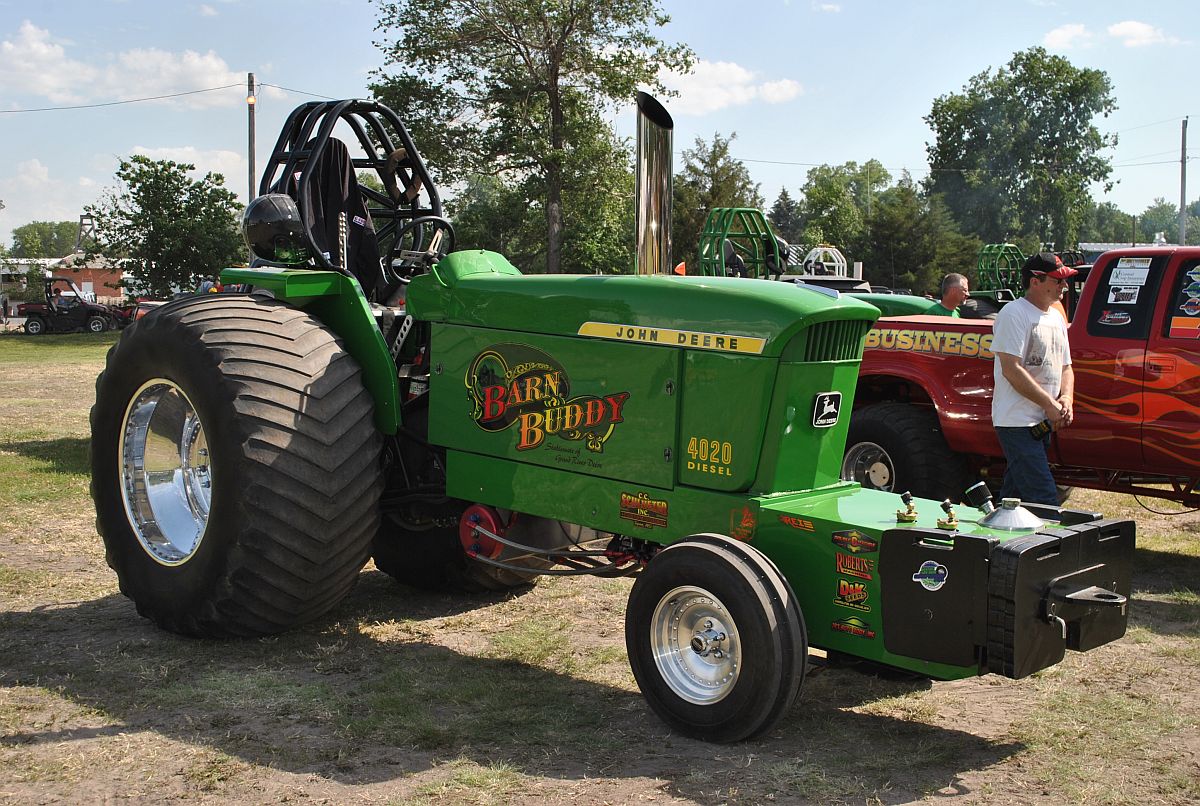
top-left (90, 294), bottom-right (383, 637)
top-left (842, 402), bottom-right (973, 501)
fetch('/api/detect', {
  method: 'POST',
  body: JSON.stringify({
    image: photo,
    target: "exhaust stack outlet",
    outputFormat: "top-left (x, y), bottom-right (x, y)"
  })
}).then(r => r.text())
top-left (635, 92), bottom-right (673, 275)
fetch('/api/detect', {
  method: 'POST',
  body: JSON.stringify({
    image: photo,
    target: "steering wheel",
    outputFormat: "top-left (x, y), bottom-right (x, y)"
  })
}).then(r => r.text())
top-left (386, 215), bottom-right (456, 278)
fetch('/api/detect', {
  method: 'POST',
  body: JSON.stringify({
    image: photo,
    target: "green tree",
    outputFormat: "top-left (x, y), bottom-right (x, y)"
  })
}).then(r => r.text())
top-left (925, 47), bottom-right (1116, 247)
top-left (370, 0), bottom-right (692, 274)
top-left (9, 220), bottom-right (78, 258)
top-left (797, 162), bottom-right (886, 249)
top-left (1079, 201), bottom-right (1134, 243)
top-left (86, 156), bottom-right (243, 298)
top-left (672, 132), bottom-right (763, 267)
top-left (1137, 197), bottom-right (1178, 243)
top-left (768, 189), bottom-right (800, 243)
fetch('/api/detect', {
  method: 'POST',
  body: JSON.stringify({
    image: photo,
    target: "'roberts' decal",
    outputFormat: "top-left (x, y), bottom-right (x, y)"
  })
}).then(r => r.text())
top-left (836, 552), bottom-right (876, 581)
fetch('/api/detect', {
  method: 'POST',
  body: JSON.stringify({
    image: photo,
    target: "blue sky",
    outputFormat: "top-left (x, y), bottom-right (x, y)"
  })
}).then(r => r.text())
top-left (0, 0), bottom-right (1194, 249)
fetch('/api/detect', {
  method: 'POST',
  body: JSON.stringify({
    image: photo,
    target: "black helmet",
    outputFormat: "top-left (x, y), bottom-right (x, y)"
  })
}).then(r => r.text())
top-left (243, 194), bottom-right (310, 265)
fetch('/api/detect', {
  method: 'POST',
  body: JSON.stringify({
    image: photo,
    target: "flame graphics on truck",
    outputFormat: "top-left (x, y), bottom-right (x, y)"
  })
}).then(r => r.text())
top-left (467, 343), bottom-right (630, 452)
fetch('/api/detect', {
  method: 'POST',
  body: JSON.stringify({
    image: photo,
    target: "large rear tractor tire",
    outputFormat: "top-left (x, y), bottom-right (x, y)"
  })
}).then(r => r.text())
top-left (90, 294), bottom-right (383, 637)
top-left (626, 534), bottom-right (806, 742)
top-left (841, 402), bottom-right (973, 501)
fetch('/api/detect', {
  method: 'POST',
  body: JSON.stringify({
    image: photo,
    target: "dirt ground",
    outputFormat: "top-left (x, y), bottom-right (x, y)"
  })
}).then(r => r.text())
top-left (1, 336), bottom-right (1198, 805)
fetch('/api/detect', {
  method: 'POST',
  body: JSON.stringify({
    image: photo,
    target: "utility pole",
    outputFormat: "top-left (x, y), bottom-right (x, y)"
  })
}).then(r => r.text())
top-left (247, 73), bottom-right (256, 201)
top-left (1180, 117), bottom-right (1189, 245)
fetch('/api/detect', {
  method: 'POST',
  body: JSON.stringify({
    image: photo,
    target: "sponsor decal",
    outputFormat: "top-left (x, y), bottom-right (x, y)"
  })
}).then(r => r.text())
top-left (834, 578), bottom-right (872, 612)
top-left (831, 529), bottom-right (879, 554)
top-left (836, 552), bottom-right (875, 581)
top-left (1183, 298), bottom-right (1200, 316)
top-left (813, 392), bottom-right (842, 428)
top-left (864, 328), bottom-right (994, 360)
top-left (831, 616), bottom-right (877, 640)
top-left (730, 506), bottom-right (757, 541)
top-left (1106, 286), bottom-right (1139, 305)
top-left (1098, 310), bottom-right (1132, 326)
top-left (912, 560), bottom-right (949, 591)
top-left (1186, 281), bottom-right (1200, 299)
top-left (576, 322), bottom-right (766, 354)
top-left (1114, 258), bottom-right (1152, 273)
top-left (779, 515), bottom-right (815, 531)
top-left (352, 215), bottom-right (367, 227)
top-left (1188, 267), bottom-right (1200, 282)
top-left (619, 492), bottom-right (668, 529)
top-left (467, 344), bottom-right (630, 452)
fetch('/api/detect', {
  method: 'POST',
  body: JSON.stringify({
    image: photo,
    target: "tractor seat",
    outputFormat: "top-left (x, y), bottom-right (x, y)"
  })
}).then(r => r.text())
top-left (277, 137), bottom-right (385, 300)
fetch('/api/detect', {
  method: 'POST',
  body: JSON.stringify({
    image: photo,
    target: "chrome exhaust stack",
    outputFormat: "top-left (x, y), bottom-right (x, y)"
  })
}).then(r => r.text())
top-left (635, 92), bottom-right (674, 275)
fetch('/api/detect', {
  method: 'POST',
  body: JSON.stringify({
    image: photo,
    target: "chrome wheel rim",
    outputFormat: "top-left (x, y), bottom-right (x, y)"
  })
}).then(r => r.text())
top-left (650, 585), bottom-right (741, 705)
top-left (842, 441), bottom-right (894, 490)
top-left (119, 379), bottom-right (211, 566)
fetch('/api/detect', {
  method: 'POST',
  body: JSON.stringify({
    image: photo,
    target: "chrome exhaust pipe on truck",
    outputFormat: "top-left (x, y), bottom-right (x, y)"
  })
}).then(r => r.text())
top-left (635, 92), bottom-right (674, 275)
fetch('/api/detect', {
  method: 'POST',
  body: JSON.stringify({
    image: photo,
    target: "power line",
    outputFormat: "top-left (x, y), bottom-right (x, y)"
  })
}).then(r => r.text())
top-left (256, 82), bottom-right (338, 101)
top-left (0, 83), bottom-right (243, 114)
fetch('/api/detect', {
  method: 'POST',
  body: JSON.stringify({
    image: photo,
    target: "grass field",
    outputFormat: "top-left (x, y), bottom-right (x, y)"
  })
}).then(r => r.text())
top-left (1, 330), bottom-right (1197, 805)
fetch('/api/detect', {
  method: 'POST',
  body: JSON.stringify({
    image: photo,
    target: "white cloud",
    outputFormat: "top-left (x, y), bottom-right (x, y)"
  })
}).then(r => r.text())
top-left (1043, 23), bottom-right (1093, 50)
top-left (0, 21), bottom-right (97, 103)
top-left (199, 4), bottom-right (218, 16)
top-left (659, 60), bottom-right (803, 116)
top-left (0, 20), bottom-right (285, 109)
top-left (1107, 20), bottom-right (1180, 47)
top-left (0, 160), bottom-right (95, 244)
top-left (812, 2), bottom-right (841, 12)
top-left (130, 146), bottom-right (245, 187)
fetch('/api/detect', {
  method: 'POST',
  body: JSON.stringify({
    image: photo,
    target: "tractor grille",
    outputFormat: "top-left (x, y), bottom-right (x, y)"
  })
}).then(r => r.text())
top-left (803, 320), bottom-right (870, 362)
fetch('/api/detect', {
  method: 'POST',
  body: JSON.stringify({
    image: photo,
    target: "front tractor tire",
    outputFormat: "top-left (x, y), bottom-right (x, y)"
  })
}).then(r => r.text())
top-left (90, 294), bottom-right (383, 637)
top-left (841, 402), bottom-right (972, 501)
top-left (625, 534), bottom-right (806, 742)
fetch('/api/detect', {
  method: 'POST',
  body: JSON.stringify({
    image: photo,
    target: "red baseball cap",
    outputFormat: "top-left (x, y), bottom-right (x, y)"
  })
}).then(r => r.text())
top-left (1022, 252), bottom-right (1078, 279)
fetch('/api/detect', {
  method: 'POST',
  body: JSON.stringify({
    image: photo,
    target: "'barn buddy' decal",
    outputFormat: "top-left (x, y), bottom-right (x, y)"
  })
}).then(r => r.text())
top-left (467, 344), bottom-right (630, 452)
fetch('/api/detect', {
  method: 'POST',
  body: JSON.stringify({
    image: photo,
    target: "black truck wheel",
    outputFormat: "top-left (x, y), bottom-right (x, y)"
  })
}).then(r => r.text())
top-left (626, 534), bottom-right (806, 742)
top-left (87, 315), bottom-right (108, 333)
top-left (24, 316), bottom-right (45, 335)
top-left (842, 403), bottom-right (973, 501)
top-left (90, 294), bottom-right (383, 637)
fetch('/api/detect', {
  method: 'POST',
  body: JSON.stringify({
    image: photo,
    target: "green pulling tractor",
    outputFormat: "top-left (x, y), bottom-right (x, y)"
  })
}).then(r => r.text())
top-left (90, 94), bottom-right (1134, 743)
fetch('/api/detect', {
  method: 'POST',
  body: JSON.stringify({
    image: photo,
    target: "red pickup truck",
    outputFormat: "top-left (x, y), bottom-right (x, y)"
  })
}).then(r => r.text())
top-left (845, 246), bottom-right (1200, 506)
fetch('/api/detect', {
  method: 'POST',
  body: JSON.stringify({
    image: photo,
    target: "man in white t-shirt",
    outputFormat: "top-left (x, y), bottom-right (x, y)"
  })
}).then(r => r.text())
top-left (991, 252), bottom-right (1077, 505)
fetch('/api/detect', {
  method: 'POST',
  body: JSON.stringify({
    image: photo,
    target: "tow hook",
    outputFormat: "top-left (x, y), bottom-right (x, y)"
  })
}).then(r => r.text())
top-left (1045, 581), bottom-right (1127, 639)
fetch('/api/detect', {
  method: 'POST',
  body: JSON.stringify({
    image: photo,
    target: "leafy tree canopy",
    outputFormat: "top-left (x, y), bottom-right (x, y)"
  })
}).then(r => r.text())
top-left (9, 220), bottom-right (78, 258)
top-left (85, 156), bottom-right (244, 298)
top-left (925, 46), bottom-right (1116, 247)
top-left (369, 0), bottom-right (692, 273)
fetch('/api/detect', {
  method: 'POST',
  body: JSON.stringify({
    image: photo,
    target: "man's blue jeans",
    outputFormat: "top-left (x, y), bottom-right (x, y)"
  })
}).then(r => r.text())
top-left (995, 427), bottom-right (1058, 506)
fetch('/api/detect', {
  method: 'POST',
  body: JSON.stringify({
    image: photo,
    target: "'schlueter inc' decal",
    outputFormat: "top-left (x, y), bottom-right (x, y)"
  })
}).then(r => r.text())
top-left (619, 492), bottom-right (668, 529)
top-left (467, 343), bottom-right (630, 452)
